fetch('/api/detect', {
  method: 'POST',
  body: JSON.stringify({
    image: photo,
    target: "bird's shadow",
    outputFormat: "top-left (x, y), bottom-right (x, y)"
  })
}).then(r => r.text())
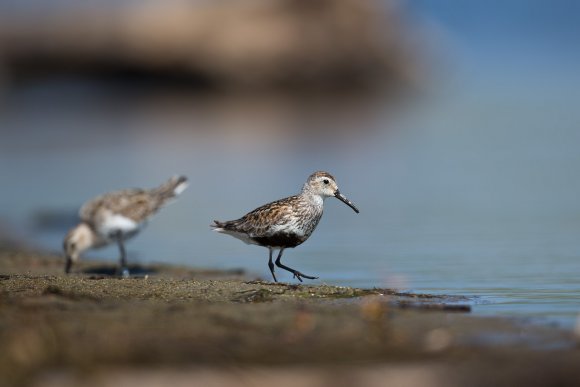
top-left (82, 265), bottom-right (158, 277)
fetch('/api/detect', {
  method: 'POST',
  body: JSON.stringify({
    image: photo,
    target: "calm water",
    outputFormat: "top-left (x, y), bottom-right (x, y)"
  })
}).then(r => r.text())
top-left (1, 1), bottom-right (580, 328)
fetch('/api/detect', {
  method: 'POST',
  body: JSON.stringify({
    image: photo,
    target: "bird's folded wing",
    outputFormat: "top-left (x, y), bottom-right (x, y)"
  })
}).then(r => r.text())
top-left (80, 189), bottom-right (155, 224)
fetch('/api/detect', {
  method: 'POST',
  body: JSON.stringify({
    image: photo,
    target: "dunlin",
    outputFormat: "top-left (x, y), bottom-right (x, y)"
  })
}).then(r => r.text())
top-left (212, 171), bottom-right (359, 282)
top-left (63, 176), bottom-right (188, 277)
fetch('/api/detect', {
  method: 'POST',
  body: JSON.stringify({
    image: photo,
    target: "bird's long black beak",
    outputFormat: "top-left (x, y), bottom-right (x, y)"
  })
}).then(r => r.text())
top-left (334, 190), bottom-right (359, 213)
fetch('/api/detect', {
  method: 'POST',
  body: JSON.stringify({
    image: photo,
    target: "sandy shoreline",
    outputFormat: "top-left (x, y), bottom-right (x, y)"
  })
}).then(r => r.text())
top-left (1, 248), bottom-right (580, 387)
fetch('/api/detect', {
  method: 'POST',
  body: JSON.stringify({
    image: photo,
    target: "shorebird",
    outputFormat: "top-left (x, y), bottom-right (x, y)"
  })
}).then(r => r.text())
top-left (212, 171), bottom-right (359, 282)
top-left (63, 176), bottom-right (188, 277)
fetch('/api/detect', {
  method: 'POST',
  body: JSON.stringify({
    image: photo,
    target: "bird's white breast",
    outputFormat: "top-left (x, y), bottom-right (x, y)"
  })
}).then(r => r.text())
top-left (97, 212), bottom-right (140, 239)
top-left (268, 222), bottom-right (305, 237)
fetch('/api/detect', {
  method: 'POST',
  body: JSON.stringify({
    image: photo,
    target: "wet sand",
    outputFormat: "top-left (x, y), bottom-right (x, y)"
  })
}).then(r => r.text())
top-left (1, 248), bottom-right (579, 387)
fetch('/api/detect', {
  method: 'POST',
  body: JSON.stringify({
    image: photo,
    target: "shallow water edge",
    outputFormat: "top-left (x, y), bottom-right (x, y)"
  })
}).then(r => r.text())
top-left (1, 248), bottom-right (580, 386)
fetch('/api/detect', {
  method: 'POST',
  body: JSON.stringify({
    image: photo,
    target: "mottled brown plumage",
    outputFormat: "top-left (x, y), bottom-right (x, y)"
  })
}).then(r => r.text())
top-left (214, 195), bottom-right (322, 248)
top-left (213, 171), bottom-right (359, 282)
top-left (64, 176), bottom-right (188, 276)
top-left (80, 177), bottom-right (186, 225)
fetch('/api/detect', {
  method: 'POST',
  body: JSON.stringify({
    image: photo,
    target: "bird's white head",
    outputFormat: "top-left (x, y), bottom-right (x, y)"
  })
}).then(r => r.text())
top-left (303, 171), bottom-right (359, 213)
top-left (63, 223), bottom-right (97, 273)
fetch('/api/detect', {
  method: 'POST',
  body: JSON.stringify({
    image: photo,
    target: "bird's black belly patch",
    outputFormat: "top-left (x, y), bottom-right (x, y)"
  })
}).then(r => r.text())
top-left (252, 233), bottom-right (304, 248)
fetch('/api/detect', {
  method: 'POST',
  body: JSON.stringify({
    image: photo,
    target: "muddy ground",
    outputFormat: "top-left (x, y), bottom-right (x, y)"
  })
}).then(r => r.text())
top-left (1, 248), bottom-right (580, 387)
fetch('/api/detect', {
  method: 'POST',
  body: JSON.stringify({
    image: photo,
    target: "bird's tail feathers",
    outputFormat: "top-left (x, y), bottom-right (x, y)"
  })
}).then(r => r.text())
top-left (211, 220), bottom-right (226, 231)
top-left (152, 176), bottom-right (188, 203)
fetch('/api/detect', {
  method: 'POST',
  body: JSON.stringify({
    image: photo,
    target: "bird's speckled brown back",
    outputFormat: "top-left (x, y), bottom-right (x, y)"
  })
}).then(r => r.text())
top-left (80, 176), bottom-right (187, 226)
top-left (214, 194), bottom-right (323, 247)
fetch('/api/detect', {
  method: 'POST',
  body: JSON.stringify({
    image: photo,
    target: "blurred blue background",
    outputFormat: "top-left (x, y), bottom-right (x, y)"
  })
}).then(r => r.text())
top-left (0, 0), bottom-right (579, 326)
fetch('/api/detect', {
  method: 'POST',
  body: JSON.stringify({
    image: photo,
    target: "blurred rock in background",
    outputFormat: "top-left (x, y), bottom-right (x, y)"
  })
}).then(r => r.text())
top-left (0, 0), bottom-right (424, 92)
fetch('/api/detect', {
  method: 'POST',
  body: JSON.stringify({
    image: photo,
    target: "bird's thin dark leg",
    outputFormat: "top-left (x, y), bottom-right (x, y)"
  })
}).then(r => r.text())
top-left (268, 248), bottom-right (278, 282)
top-left (65, 257), bottom-right (72, 274)
top-left (274, 249), bottom-right (318, 282)
top-left (114, 231), bottom-right (129, 278)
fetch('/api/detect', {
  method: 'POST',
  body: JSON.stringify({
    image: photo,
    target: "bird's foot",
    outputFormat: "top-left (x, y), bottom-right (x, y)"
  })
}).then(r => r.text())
top-left (292, 271), bottom-right (318, 282)
top-left (269, 270), bottom-right (278, 283)
top-left (116, 267), bottom-right (130, 278)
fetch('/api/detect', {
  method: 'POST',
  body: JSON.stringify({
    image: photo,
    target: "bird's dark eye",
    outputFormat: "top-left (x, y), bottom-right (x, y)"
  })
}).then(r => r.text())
top-left (323, 179), bottom-right (329, 185)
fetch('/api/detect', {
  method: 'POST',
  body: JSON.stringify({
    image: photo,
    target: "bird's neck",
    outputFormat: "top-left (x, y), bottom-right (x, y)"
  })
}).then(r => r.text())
top-left (73, 223), bottom-right (103, 252)
top-left (300, 190), bottom-right (325, 208)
